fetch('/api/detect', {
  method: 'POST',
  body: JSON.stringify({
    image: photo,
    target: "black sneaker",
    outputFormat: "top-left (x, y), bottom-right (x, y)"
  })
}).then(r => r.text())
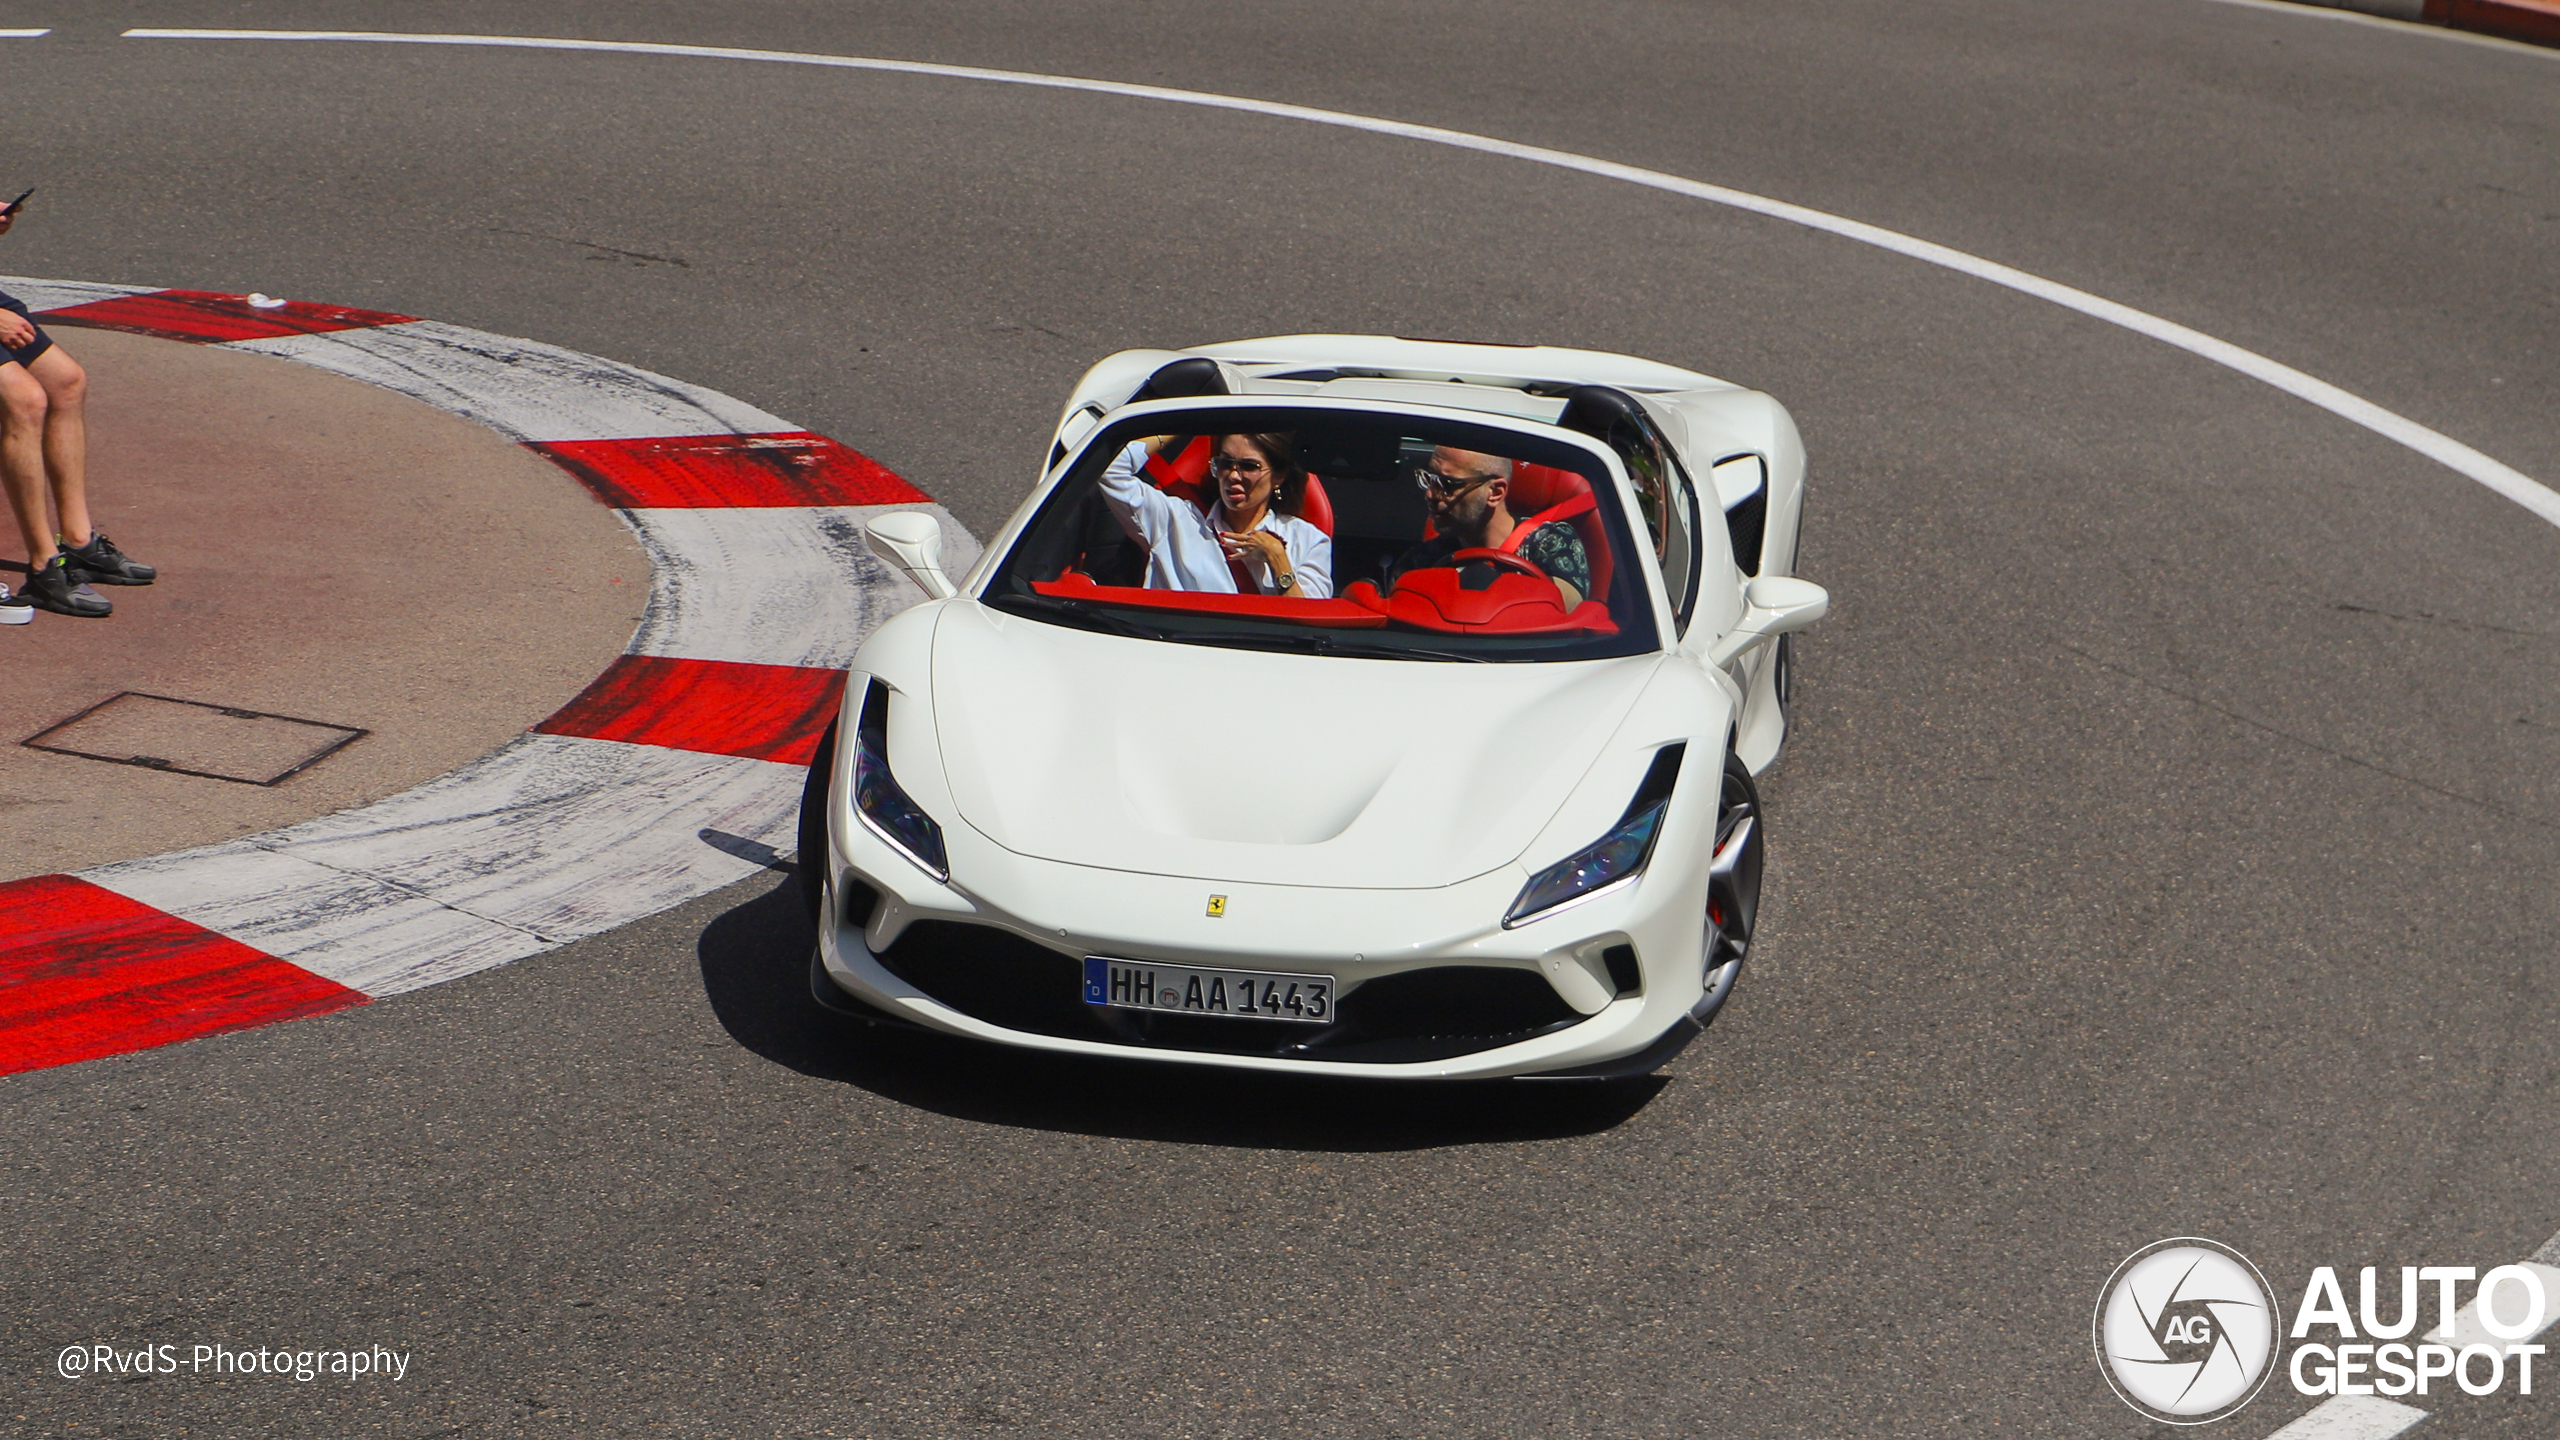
top-left (0, 582), bottom-right (30, 625)
top-left (63, 531), bottom-right (154, 585)
top-left (21, 555), bottom-right (110, 617)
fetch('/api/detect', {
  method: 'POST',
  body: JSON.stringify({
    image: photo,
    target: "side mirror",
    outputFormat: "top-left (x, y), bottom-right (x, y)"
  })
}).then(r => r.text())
top-left (865, 511), bottom-right (958, 601)
top-left (1706, 575), bottom-right (1828, 668)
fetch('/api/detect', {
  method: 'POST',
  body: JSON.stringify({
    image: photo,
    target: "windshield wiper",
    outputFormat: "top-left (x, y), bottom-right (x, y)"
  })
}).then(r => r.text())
top-left (1308, 637), bottom-right (1490, 662)
top-left (988, 591), bottom-right (1169, 640)
top-left (1171, 630), bottom-right (1337, 655)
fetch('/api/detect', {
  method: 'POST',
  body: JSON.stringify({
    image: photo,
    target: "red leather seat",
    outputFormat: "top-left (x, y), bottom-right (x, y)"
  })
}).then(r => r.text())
top-left (1297, 474), bottom-right (1334, 536)
top-left (1144, 436), bottom-right (1333, 537)
top-left (1503, 461), bottom-right (1614, 600)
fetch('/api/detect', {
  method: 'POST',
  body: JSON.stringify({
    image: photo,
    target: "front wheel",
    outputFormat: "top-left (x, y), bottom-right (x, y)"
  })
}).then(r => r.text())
top-left (1695, 751), bottom-right (1763, 1025)
top-left (797, 719), bottom-right (838, 925)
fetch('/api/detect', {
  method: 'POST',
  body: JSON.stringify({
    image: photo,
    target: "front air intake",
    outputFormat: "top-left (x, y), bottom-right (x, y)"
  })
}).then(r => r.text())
top-left (1602, 945), bottom-right (1641, 996)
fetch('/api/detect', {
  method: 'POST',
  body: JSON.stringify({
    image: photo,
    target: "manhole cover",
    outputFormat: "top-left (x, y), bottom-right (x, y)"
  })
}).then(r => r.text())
top-left (22, 692), bottom-right (367, 786)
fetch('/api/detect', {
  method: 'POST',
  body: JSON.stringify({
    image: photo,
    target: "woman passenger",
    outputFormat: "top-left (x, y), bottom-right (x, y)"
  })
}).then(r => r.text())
top-left (1096, 432), bottom-right (1333, 598)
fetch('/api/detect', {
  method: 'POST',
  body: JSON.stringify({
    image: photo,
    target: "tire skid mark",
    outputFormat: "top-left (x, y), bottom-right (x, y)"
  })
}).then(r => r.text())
top-left (210, 734), bottom-right (807, 965)
top-left (619, 503), bottom-right (977, 670)
top-left (226, 321), bottom-right (794, 443)
top-left (85, 843), bottom-right (553, 998)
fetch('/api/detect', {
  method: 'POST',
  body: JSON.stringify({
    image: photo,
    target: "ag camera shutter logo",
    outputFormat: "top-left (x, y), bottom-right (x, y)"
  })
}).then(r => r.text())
top-left (2094, 1238), bottom-right (2282, 1424)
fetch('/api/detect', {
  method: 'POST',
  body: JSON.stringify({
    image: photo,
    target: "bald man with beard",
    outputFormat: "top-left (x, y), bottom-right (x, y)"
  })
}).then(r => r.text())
top-left (1384, 445), bottom-right (1590, 609)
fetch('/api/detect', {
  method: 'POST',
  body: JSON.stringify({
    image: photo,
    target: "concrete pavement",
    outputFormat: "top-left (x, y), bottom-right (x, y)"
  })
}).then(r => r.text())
top-left (0, 326), bottom-right (646, 881)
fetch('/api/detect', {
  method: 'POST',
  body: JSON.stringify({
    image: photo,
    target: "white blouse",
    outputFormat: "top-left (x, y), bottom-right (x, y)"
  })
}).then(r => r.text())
top-left (1095, 441), bottom-right (1335, 599)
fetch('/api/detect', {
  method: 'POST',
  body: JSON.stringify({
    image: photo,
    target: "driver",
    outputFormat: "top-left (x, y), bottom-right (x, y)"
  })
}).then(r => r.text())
top-left (1385, 447), bottom-right (1590, 608)
top-left (1096, 431), bottom-right (1333, 598)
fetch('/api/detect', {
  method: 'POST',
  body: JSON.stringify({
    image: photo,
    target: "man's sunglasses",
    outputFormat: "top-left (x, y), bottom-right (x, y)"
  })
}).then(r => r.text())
top-left (1412, 464), bottom-right (1500, 499)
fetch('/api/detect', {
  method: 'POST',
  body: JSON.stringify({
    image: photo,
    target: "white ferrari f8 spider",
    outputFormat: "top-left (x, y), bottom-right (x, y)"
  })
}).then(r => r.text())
top-left (803, 335), bottom-right (1826, 1079)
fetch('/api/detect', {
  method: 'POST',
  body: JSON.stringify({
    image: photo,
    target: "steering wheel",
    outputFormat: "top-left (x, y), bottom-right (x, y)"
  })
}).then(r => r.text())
top-left (1447, 546), bottom-right (1547, 580)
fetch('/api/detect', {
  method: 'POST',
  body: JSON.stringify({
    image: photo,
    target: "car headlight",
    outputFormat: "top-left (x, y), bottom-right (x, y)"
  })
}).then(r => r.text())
top-left (852, 678), bottom-right (948, 882)
top-left (1503, 744), bottom-right (1685, 929)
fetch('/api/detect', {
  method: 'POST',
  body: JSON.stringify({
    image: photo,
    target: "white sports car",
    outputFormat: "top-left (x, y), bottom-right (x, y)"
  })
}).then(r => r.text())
top-left (802, 335), bottom-right (1826, 1080)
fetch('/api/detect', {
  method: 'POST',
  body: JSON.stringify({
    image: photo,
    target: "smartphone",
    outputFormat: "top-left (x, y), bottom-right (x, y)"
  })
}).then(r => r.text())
top-left (2, 188), bottom-right (33, 216)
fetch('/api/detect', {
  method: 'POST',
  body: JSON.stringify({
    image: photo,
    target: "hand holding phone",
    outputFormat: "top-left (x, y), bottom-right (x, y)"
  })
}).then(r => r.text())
top-left (2, 188), bottom-right (33, 217)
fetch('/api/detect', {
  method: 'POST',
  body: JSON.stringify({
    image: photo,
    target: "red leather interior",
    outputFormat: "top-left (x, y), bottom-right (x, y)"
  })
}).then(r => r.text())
top-left (1503, 462), bottom-right (1614, 599)
top-left (1033, 571), bottom-right (1617, 635)
top-left (1143, 435), bottom-right (1334, 537)
top-left (1034, 571), bottom-right (1385, 626)
top-left (1343, 576), bottom-right (1620, 636)
top-left (1297, 475), bottom-right (1334, 536)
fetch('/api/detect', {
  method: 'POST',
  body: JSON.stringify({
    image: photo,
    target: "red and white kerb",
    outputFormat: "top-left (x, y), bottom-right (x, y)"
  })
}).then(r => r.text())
top-left (0, 279), bottom-right (974, 1075)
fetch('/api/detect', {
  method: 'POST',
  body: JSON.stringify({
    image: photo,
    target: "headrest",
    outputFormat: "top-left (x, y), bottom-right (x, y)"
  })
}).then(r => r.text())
top-left (1131, 358), bottom-right (1238, 402)
top-left (1506, 461), bottom-right (1591, 514)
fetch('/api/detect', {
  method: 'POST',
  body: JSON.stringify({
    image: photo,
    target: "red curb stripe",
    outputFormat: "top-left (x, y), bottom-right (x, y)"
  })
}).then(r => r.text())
top-left (0, 875), bottom-right (367, 1077)
top-left (37, 289), bottom-right (417, 344)
top-left (2429, 0), bottom-right (2560, 44)
top-left (533, 655), bottom-right (845, 766)
top-left (526, 432), bottom-right (931, 508)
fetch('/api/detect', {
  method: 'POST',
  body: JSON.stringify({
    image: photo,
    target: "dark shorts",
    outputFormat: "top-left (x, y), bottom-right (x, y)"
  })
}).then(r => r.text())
top-left (0, 290), bottom-right (56, 368)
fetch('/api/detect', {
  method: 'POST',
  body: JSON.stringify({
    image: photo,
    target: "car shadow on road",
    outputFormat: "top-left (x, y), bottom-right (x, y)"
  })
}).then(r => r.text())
top-left (697, 879), bottom-right (1665, 1152)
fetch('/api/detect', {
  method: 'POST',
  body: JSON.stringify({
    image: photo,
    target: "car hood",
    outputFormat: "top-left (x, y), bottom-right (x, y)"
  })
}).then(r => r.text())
top-left (929, 605), bottom-right (1663, 890)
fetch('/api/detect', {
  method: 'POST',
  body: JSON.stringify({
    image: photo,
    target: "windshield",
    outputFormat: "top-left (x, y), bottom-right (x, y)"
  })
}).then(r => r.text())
top-left (987, 404), bottom-right (1659, 661)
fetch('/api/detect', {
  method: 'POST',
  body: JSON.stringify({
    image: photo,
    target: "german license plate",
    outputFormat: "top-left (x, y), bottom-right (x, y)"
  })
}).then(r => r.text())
top-left (1083, 957), bottom-right (1334, 1024)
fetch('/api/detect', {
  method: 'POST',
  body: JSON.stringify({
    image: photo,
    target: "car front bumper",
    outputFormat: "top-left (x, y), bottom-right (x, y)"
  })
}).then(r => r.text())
top-left (815, 806), bottom-right (1724, 1081)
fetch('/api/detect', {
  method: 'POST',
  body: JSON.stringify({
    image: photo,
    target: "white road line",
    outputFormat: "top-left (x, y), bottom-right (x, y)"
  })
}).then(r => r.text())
top-left (623, 504), bottom-right (980, 668)
top-left (122, 26), bottom-right (2560, 533)
top-left (0, 29), bottom-right (52, 38)
top-left (2262, 1394), bottom-right (2427, 1439)
top-left (226, 321), bottom-right (794, 443)
top-left (2421, 1260), bottom-right (2560, 1349)
top-left (2203, 0), bottom-right (2560, 60)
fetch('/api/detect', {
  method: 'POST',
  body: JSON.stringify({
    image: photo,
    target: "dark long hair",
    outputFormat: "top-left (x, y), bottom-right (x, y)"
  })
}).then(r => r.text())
top-left (1213, 432), bottom-right (1304, 517)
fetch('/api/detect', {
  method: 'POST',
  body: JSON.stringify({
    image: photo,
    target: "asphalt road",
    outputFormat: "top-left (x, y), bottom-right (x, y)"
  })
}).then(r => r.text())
top-left (4, 2), bottom-right (2558, 1435)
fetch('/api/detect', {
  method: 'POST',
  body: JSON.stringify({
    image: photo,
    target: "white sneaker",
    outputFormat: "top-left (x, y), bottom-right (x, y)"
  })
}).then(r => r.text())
top-left (0, 582), bottom-right (31, 624)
